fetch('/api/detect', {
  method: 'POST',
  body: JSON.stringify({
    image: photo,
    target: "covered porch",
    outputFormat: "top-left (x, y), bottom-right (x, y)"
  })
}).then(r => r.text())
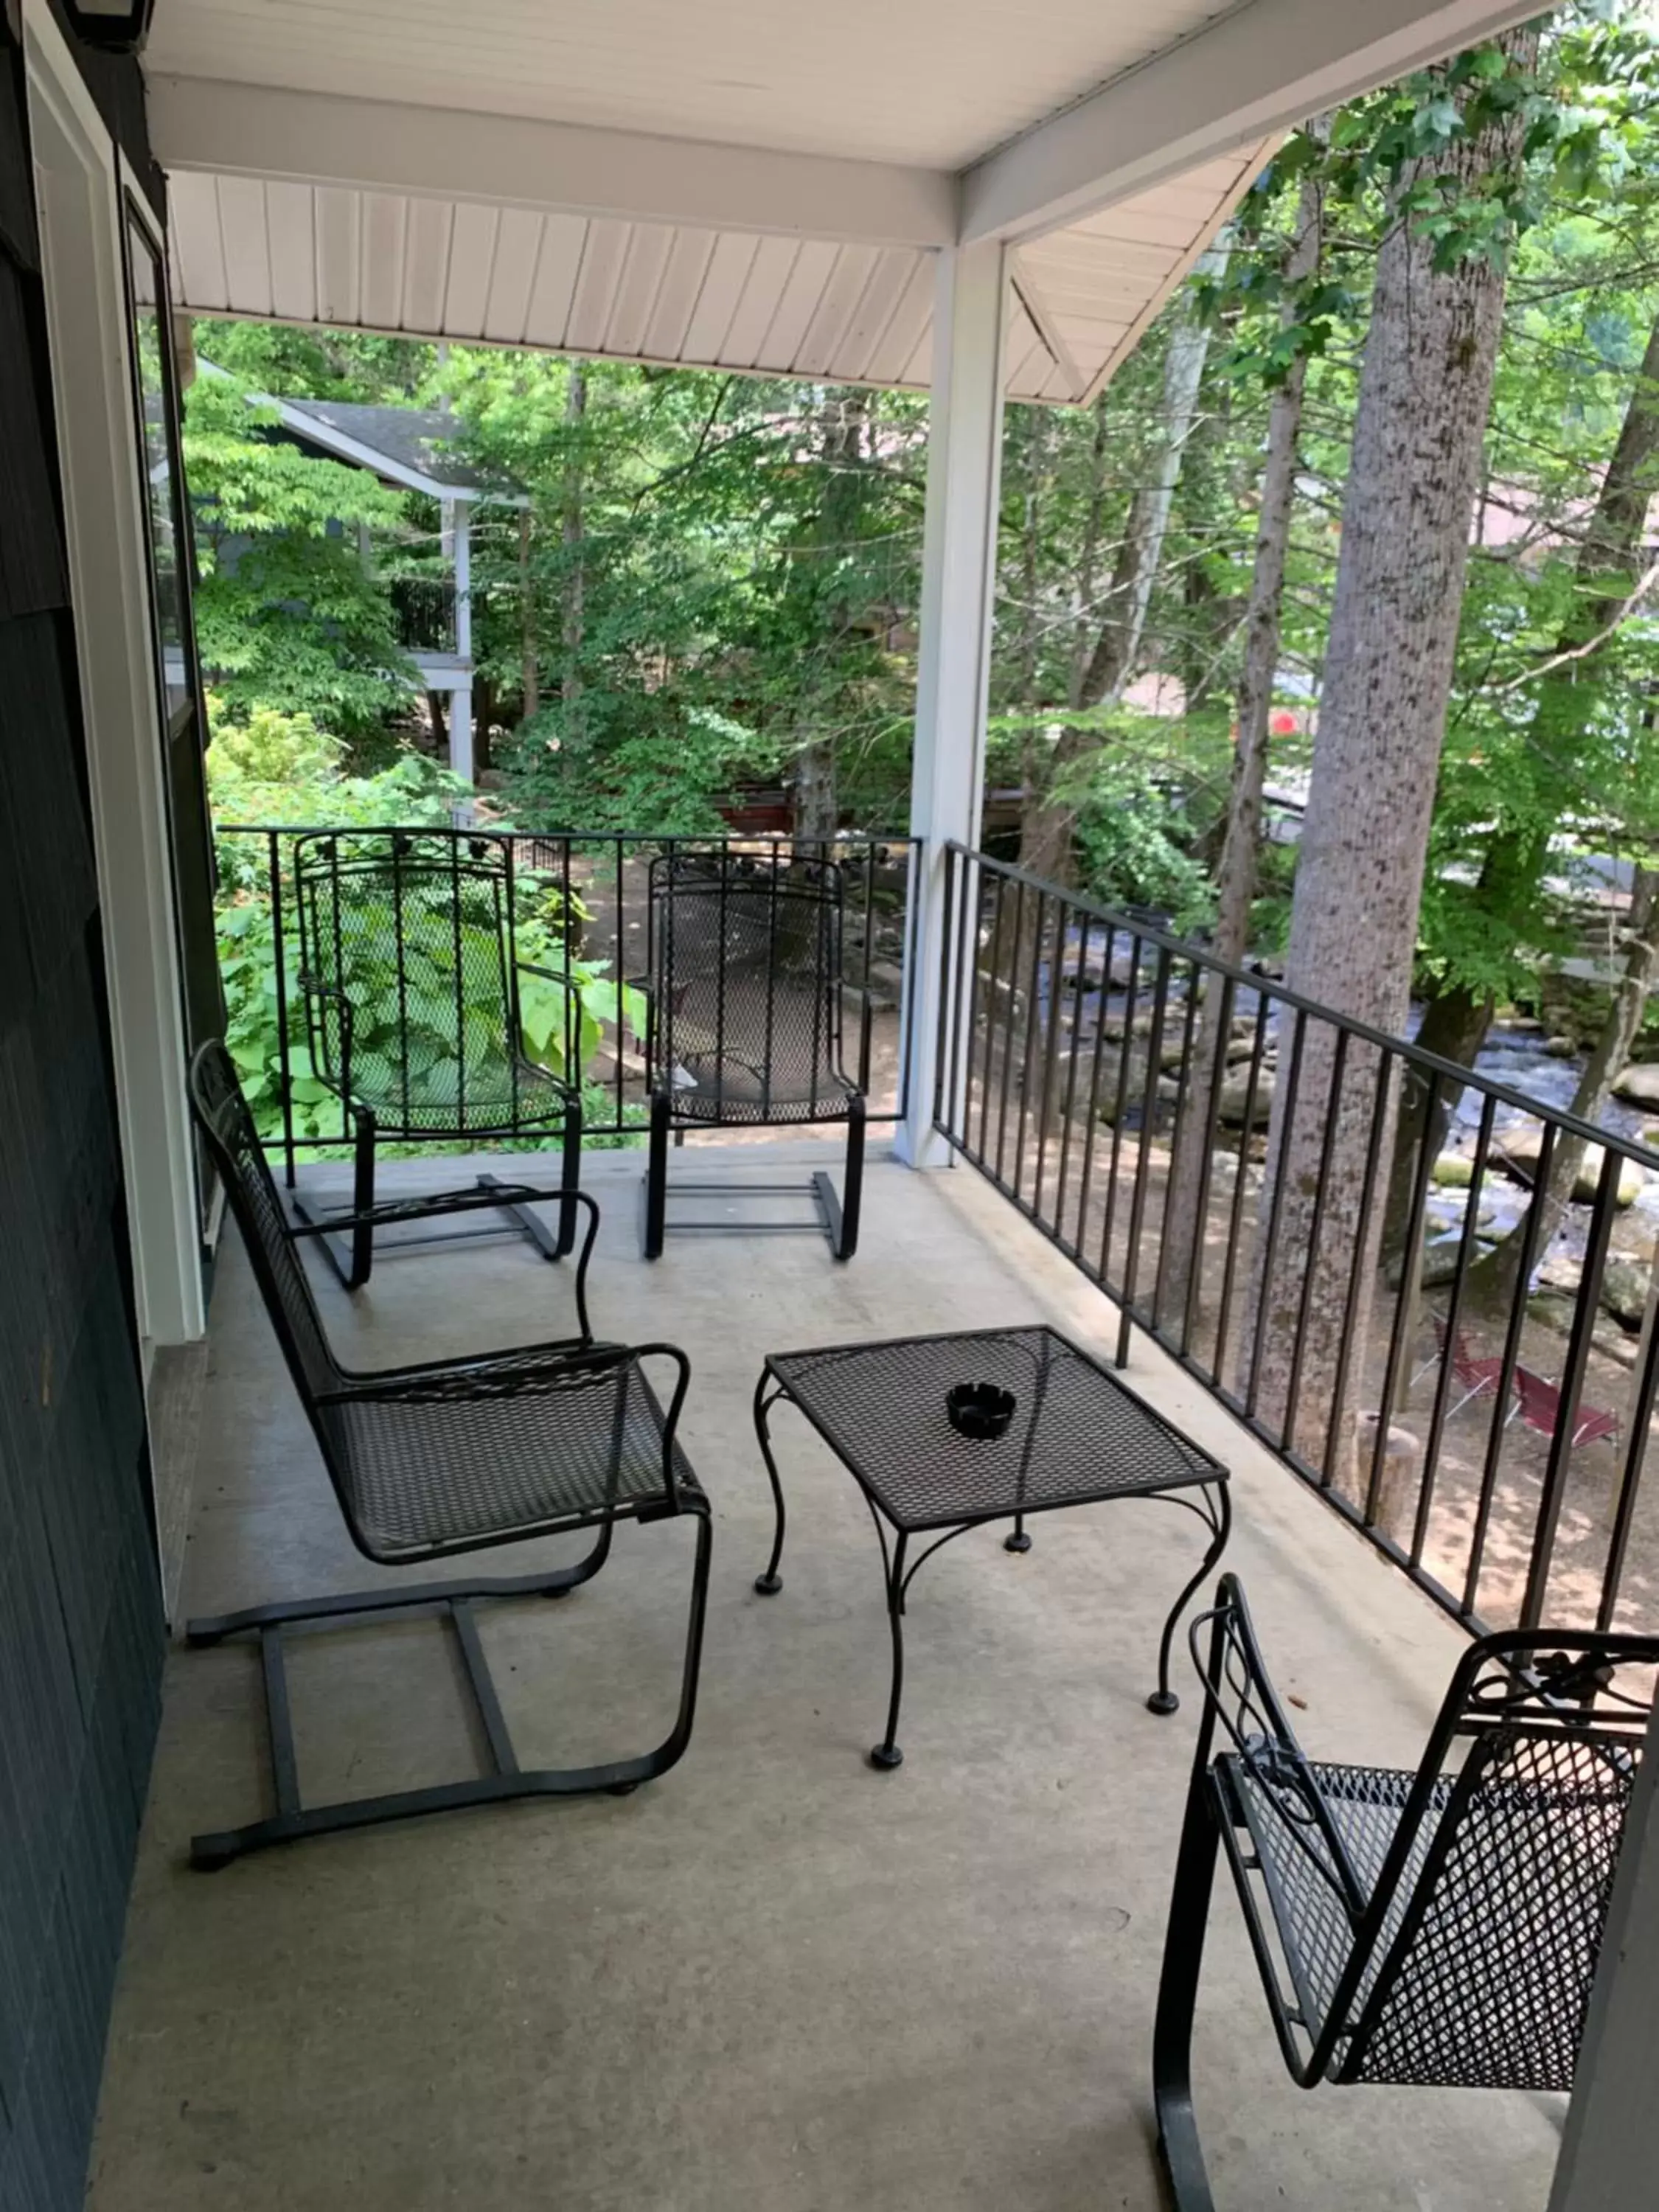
top-left (16, 2), bottom-right (1650, 2209)
top-left (89, 1144), bottom-right (1562, 2211)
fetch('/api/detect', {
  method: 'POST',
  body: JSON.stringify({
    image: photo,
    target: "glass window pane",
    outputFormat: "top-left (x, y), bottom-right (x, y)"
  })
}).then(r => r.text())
top-left (125, 218), bottom-right (190, 719)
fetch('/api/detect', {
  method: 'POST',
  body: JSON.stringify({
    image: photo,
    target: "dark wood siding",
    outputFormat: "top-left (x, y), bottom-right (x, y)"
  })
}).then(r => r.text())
top-left (0, 18), bottom-right (165, 2208)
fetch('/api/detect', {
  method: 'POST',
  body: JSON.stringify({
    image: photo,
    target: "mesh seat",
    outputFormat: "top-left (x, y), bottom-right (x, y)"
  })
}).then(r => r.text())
top-left (341, 1044), bottom-right (574, 1135)
top-left (1155, 1573), bottom-right (1659, 2210)
top-left (325, 1362), bottom-right (701, 1559)
top-left (1228, 1758), bottom-right (1447, 2066)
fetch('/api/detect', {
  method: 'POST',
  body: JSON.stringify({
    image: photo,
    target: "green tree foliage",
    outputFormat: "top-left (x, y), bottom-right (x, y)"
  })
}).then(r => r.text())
top-left (183, 370), bottom-right (417, 734)
top-left (184, 8), bottom-right (1659, 1004)
top-left (206, 700), bottom-right (638, 1142)
top-left (432, 352), bottom-right (925, 830)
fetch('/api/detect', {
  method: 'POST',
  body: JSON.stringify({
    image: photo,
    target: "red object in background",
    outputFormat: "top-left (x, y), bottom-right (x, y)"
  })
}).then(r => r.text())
top-left (1270, 711), bottom-right (1299, 736)
top-left (1513, 1367), bottom-right (1620, 1450)
top-left (717, 785), bottom-right (795, 837)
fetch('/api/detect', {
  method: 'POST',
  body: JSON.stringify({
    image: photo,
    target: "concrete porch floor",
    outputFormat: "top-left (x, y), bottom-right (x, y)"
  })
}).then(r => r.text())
top-left (88, 1141), bottom-right (1563, 2211)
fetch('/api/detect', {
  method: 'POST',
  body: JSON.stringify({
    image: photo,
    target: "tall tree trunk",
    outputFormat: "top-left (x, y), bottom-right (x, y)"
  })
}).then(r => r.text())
top-left (1160, 168), bottom-right (1323, 1320)
top-left (1211, 175), bottom-right (1324, 972)
top-left (561, 366), bottom-right (586, 743)
top-left (1019, 241), bottom-right (1229, 885)
top-left (519, 507), bottom-right (539, 723)
top-left (793, 391), bottom-right (869, 847)
top-left (1242, 30), bottom-right (1537, 1507)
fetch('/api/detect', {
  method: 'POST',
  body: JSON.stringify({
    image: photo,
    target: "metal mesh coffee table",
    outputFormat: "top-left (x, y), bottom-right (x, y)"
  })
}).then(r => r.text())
top-left (752, 1324), bottom-right (1231, 1768)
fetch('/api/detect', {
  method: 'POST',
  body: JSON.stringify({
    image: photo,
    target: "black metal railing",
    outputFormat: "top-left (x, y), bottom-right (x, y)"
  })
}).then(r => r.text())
top-left (219, 824), bottom-right (918, 1155)
top-left (933, 842), bottom-right (1659, 1639)
top-left (390, 576), bottom-right (459, 656)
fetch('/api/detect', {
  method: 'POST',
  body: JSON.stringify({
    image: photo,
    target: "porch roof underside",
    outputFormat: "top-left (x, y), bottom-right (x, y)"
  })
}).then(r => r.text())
top-left (162, 147), bottom-right (1271, 406)
top-left (147, 1), bottom-right (1545, 403)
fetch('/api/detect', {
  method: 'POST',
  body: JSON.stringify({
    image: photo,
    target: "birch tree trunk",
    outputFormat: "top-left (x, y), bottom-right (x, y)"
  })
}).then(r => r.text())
top-left (793, 390), bottom-right (872, 848)
top-left (1242, 29), bottom-right (1537, 1501)
top-left (561, 365), bottom-right (586, 742)
top-left (519, 507), bottom-right (539, 723)
top-left (1160, 170), bottom-right (1323, 1321)
top-left (1019, 241), bottom-right (1230, 885)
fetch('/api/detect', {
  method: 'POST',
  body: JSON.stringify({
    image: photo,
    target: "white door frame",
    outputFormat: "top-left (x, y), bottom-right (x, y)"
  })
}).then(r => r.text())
top-left (24, 0), bottom-right (205, 1351)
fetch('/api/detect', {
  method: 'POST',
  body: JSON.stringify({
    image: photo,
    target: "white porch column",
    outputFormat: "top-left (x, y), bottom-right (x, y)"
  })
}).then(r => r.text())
top-left (1548, 1696), bottom-right (1659, 2212)
top-left (895, 238), bottom-right (1008, 1169)
top-left (450, 497), bottom-right (474, 783)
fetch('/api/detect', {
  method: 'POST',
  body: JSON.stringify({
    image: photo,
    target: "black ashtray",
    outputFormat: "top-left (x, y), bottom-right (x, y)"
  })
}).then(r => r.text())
top-left (947, 1381), bottom-right (1016, 1441)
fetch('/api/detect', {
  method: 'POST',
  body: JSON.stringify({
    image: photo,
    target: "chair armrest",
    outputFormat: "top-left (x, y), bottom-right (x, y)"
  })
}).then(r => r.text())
top-left (321, 1335), bottom-right (632, 1400)
top-left (295, 1186), bottom-right (600, 1343)
top-left (1189, 1573), bottom-right (1370, 1919)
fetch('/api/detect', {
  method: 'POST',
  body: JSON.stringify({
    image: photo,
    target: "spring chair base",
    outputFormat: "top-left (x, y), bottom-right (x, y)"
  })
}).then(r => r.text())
top-left (641, 1093), bottom-right (864, 1262)
top-left (185, 1514), bottom-right (712, 1869)
top-left (288, 1170), bottom-right (577, 1293)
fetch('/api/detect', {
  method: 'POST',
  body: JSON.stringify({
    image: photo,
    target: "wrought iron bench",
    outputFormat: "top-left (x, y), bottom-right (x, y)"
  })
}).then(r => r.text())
top-left (1154, 1572), bottom-right (1659, 2209)
top-left (289, 827), bottom-right (583, 1287)
top-left (184, 1039), bottom-right (712, 1868)
top-left (642, 847), bottom-right (867, 1260)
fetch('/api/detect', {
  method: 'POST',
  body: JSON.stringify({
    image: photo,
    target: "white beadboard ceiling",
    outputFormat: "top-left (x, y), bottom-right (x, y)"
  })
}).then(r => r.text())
top-left (146, 0), bottom-right (1246, 172)
top-left (167, 139), bottom-right (1270, 405)
top-left (149, 1), bottom-right (1534, 401)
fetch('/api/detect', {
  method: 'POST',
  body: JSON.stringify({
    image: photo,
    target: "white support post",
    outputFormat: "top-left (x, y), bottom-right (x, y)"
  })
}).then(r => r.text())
top-left (1548, 1696), bottom-right (1659, 2212)
top-left (895, 240), bottom-right (1008, 1169)
top-left (450, 498), bottom-right (473, 784)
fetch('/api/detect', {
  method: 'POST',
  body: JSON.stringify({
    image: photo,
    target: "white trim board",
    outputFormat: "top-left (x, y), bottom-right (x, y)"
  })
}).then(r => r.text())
top-left (148, 75), bottom-right (958, 250)
top-left (24, 0), bottom-right (206, 1349)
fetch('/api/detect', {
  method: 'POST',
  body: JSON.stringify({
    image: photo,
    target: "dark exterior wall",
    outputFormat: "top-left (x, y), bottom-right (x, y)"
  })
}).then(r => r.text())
top-left (0, 14), bottom-right (166, 2208)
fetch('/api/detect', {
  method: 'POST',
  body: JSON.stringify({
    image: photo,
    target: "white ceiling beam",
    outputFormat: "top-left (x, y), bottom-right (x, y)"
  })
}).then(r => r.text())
top-left (961, 0), bottom-right (1548, 244)
top-left (147, 74), bottom-right (957, 251)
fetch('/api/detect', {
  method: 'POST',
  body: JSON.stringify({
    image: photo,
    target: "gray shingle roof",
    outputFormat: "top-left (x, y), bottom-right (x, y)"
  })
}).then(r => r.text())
top-left (279, 397), bottom-right (521, 498)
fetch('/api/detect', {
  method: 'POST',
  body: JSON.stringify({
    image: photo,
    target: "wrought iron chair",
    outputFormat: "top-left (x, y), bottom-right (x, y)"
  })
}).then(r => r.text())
top-left (184, 1039), bottom-right (712, 1869)
top-left (642, 849), bottom-right (867, 1261)
top-left (289, 827), bottom-right (583, 1287)
top-left (1154, 1573), bottom-right (1659, 2211)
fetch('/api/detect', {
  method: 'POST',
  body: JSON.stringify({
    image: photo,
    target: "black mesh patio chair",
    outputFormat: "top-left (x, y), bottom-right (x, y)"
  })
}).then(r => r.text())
top-left (289, 827), bottom-right (582, 1288)
top-left (1153, 1573), bottom-right (1659, 2210)
top-left (183, 1039), bottom-right (711, 1869)
top-left (642, 849), bottom-right (866, 1261)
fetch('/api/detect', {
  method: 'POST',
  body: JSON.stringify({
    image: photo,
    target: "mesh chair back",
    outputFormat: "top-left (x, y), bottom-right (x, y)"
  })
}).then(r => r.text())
top-left (187, 1040), bottom-right (341, 1406)
top-left (1346, 1630), bottom-right (1659, 2090)
top-left (293, 829), bottom-right (544, 1137)
top-left (647, 851), bottom-right (852, 1123)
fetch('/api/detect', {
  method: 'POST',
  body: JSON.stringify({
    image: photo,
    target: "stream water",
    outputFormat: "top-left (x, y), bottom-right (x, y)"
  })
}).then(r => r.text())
top-left (1040, 924), bottom-right (1659, 1262)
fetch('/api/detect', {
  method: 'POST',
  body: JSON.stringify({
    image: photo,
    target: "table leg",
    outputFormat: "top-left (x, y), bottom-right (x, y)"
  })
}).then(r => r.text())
top-left (1147, 1483), bottom-right (1232, 1717)
top-left (753, 1375), bottom-right (787, 1596)
top-left (870, 1528), bottom-right (908, 1770)
top-left (1004, 1512), bottom-right (1032, 1554)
